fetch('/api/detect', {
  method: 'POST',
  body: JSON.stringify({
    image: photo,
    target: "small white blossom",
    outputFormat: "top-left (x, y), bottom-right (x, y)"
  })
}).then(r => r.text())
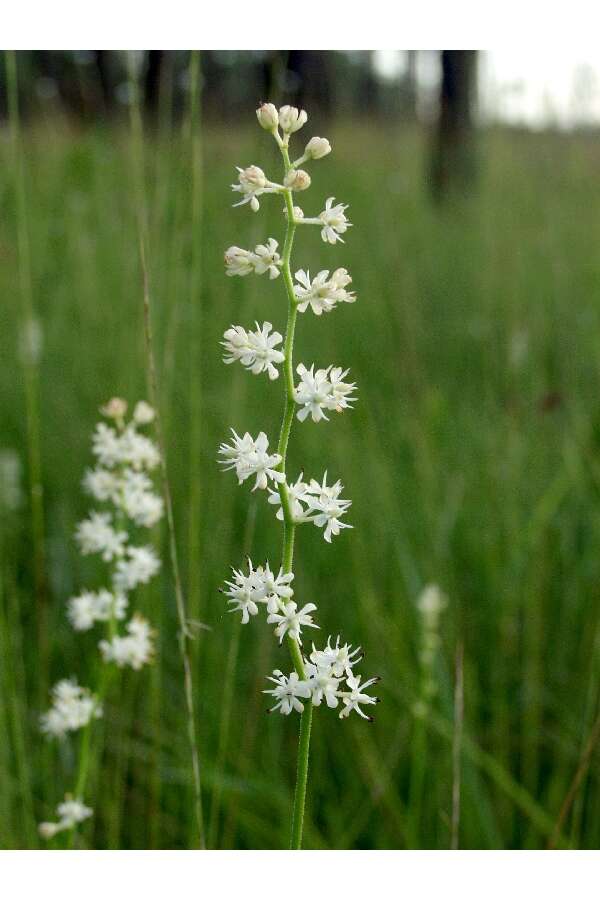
top-left (224, 246), bottom-right (255, 277)
top-left (67, 589), bottom-right (128, 631)
top-left (264, 669), bottom-right (311, 714)
top-left (99, 615), bottom-right (154, 670)
top-left (303, 660), bottom-right (341, 709)
top-left (231, 165), bottom-right (276, 212)
top-left (417, 584), bottom-right (447, 624)
top-left (118, 426), bottom-right (161, 471)
top-left (319, 197), bottom-right (352, 244)
top-left (225, 239), bottom-right (282, 279)
top-left (92, 423), bottom-right (123, 468)
top-left (279, 105), bottom-right (307, 134)
top-left (218, 429), bottom-right (285, 491)
top-left (82, 466), bottom-right (119, 502)
top-left (284, 168), bottom-right (311, 191)
top-left (39, 796), bottom-right (93, 839)
top-left (267, 600), bottom-right (318, 644)
top-left (120, 470), bottom-right (164, 527)
top-left (252, 239), bottom-right (282, 279)
top-left (304, 473), bottom-right (352, 542)
top-left (40, 679), bottom-right (101, 739)
top-left (294, 363), bottom-right (356, 423)
top-left (223, 561), bottom-right (262, 624)
top-left (113, 545), bottom-right (161, 591)
top-left (222, 322), bottom-right (285, 380)
top-left (293, 268), bottom-right (356, 315)
top-left (256, 102), bottom-right (279, 131)
top-left (75, 511), bottom-right (127, 561)
top-left (304, 136), bottom-right (331, 160)
top-left (339, 674), bottom-right (379, 721)
top-left (133, 401), bottom-right (155, 425)
top-left (267, 473), bottom-right (310, 523)
top-left (309, 635), bottom-right (362, 678)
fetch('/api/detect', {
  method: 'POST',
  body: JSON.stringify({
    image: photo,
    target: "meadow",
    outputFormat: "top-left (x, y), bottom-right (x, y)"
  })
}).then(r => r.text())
top-left (1, 106), bottom-right (600, 849)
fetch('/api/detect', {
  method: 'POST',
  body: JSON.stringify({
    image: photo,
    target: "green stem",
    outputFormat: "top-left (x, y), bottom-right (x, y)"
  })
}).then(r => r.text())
top-left (275, 141), bottom-right (312, 849)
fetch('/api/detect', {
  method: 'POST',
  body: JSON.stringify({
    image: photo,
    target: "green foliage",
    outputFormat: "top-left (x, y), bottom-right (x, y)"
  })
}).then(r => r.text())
top-left (1, 120), bottom-right (600, 848)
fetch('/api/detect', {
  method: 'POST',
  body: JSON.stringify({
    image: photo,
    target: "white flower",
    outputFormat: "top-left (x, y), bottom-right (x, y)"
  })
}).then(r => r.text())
top-left (118, 426), bottom-right (161, 471)
top-left (254, 562), bottom-right (295, 613)
top-left (67, 589), bottom-right (127, 631)
top-left (263, 669), bottom-right (311, 714)
top-left (267, 472), bottom-right (309, 523)
top-left (82, 466), bottom-right (119, 502)
top-left (339, 674), bottom-right (379, 721)
top-left (304, 473), bottom-right (352, 543)
top-left (120, 470), bottom-right (164, 527)
top-left (319, 197), bottom-right (352, 244)
top-left (99, 615), bottom-right (154, 670)
top-left (92, 423), bottom-right (123, 468)
top-left (133, 401), bottom-right (155, 425)
top-left (303, 661), bottom-right (340, 708)
top-left (284, 168), bottom-right (311, 191)
top-left (218, 429), bottom-right (285, 491)
top-left (224, 246), bottom-right (255, 277)
top-left (222, 322), bottom-right (285, 381)
top-left (231, 165), bottom-right (275, 212)
top-left (309, 636), bottom-right (362, 678)
top-left (294, 363), bottom-right (356, 423)
top-left (279, 105), bottom-right (307, 134)
top-left (252, 239), bottom-right (282, 279)
top-left (267, 600), bottom-right (318, 644)
top-left (223, 561), bottom-right (262, 624)
top-left (293, 268), bottom-right (356, 315)
top-left (225, 239), bottom-right (282, 279)
top-left (75, 511), bottom-right (127, 561)
top-left (40, 679), bottom-right (101, 739)
top-left (304, 136), bottom-right (331, 160)
top-left (113, 545), bottom-right (161, 591)
top-left (256, 102), bottom-right (279, 131)
top-left (39, 796), bottom-right (93, 839)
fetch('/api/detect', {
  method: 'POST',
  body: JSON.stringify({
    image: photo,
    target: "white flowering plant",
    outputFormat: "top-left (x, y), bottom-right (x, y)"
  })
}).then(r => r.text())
top-left (220, 103), bottom-right (379, 849)
top-left (39, 398), bottom-right (163, 844)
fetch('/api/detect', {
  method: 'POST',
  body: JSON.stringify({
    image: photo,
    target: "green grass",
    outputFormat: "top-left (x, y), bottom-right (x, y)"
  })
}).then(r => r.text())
top-left (1, 107), bottom-right (600, 849)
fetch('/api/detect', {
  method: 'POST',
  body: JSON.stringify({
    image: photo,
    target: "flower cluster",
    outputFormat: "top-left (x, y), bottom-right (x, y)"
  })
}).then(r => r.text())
top-left (219, 103), bottom-right (378, 740)
top-left (40, 679), bottom-right (102, 739)
top-left (222, 321), bottom-right (284, 380)
top-left (39, 796), bottom-right (93, 840)
top-left (225, 239), bottom-right (282, 279)
top-left (39, 399), bottom-right (162, 840)
top-left (265, 638), bottom-right (379, 721)
top-left (294, 364), bottom-right (356, 422)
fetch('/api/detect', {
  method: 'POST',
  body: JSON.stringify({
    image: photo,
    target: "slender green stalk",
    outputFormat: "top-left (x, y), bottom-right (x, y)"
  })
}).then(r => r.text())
top-left (5, 51), bottom-right (47, 692)
top-left (274, 140), bottom-right (312, 849)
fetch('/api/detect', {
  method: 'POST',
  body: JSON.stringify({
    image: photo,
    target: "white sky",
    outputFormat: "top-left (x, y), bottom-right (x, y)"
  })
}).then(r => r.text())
top-left (372, 50), bottom-right (600, 128)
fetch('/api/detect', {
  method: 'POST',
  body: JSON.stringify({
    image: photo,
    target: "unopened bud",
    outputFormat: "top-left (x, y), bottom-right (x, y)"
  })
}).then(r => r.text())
top-left (101, 397), bottom-right (128, 422)
top-left (133, 401), bottom-right (155, 425)
top-left (304, 136), bottom-right (331, 159)
top-left (256, 102), bottom-right (279, 132)
top-left (279, 105), bottom-right (308, 133)
top-left (284, 169), bottom-right (311, 192)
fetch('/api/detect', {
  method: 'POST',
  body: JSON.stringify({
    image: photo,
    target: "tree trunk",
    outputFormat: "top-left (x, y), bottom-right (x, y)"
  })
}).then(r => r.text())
top-left (431, 50), bottom-right (478, 200)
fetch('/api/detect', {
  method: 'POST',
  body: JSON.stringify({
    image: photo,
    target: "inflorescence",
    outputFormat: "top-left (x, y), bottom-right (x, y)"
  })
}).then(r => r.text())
top-left (219, 102), bottom-right (379, 721)
top-left (38, 398), bottom-right (163, 840)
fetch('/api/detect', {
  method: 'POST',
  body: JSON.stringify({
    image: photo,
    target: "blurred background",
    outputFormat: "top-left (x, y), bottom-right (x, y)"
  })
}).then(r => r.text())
top-left (1, 49), bottom-right (600, 850)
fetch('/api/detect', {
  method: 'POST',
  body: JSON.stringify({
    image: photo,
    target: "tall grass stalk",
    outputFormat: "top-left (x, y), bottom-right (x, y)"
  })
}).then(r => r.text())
top-left (127, 56), bottom-right (206, 848)
top-left (5, 51), bottom-right (47, 692)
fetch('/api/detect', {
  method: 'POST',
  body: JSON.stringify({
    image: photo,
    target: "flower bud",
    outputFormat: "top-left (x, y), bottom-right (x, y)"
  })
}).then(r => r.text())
top-left (279, 105), bottom-right (308, 133)
top-left (284, 169), bottom-right (311, 192)
top-left (304, 136), bottom-right (331, 160)
top-left (101, 397), bottom-right (128, 422)
top-left (133, 401), bottom-right (155, 425)
top-left (256, 102), bottom-right (279, 132)
top-left (239, 165), bottom-right (267, 190)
